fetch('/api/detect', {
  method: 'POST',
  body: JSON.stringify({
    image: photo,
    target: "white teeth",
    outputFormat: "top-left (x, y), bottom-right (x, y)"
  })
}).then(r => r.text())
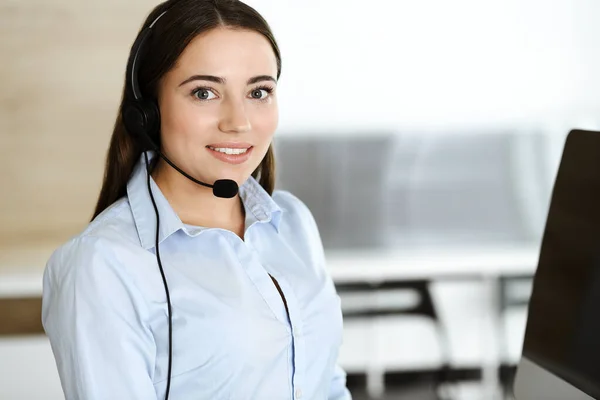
top-left (208, 146), bottom-right (249, 155)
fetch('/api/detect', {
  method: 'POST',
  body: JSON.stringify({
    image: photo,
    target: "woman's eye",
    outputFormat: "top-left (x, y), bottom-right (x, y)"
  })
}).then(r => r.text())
top-left (193, 88), bottom-right (217, 101)
top-left (250, 89), bottom-right (268, 100)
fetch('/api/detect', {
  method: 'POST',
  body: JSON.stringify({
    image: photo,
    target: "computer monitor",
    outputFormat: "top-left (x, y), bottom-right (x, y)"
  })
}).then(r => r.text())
top-left (514, 129), bottom-right (600, 399)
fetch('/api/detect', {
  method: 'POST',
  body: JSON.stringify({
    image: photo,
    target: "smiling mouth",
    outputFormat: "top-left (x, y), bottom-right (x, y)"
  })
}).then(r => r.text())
top-left (205, 145), bottom-right (254, 165)
top-left (206, 145), bottom-right (252, 155)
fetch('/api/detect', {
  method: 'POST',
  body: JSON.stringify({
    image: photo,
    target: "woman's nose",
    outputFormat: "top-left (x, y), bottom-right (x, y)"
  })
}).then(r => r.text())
top-left (218, 99), bottom-right (251, 133)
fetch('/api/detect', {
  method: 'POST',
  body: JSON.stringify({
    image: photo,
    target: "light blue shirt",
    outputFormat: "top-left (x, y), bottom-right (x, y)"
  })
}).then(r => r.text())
top-left (41, 151), bottom-right (352, 400)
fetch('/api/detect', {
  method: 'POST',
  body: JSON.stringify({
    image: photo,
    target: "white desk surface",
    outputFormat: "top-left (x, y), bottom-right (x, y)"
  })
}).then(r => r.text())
top-left (0, 243), bottom-right (540, 298)
top-left (326, 244), bottom-right (540, 283)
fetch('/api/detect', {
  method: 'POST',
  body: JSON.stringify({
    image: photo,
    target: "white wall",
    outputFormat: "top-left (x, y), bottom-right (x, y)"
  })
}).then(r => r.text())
top-left (0, 336), bottom-right (64, 400)
top-left (246, 0), bottom-right (600, 134)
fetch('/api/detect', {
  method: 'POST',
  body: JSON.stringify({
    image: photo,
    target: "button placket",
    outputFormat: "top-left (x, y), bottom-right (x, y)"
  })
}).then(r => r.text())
top-left (234, 243), bottom-right (292, 330)
top-left (268, 274), bottom-right (306, 399)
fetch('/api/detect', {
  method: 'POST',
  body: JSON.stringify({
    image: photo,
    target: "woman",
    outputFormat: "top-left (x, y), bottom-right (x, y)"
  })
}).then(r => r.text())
top-left (41, 0), bottom-right (351, 399)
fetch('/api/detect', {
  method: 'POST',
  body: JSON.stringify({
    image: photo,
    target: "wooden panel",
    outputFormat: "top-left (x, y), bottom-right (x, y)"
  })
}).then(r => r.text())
top-left (0, 297), bottom-right (43, 335)
top-left (0, 1), bottom-right (160, 246)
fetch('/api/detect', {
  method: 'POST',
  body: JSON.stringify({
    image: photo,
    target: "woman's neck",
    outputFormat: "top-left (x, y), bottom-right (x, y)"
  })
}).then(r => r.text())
top-left (151, 160), bottom-right (246, 237)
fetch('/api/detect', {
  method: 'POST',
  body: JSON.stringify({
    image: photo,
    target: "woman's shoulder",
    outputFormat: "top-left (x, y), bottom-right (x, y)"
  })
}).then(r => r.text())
top-left (271, 189), bottom-right (321, 239)
top-left (85, 196), bottom-right (136, 238)
top-left (44, 197), bottom-right (139, 281)
top-left (272, 189), bottom-right (312, 219)
top-left (272, 189), bottom-right (315, 225)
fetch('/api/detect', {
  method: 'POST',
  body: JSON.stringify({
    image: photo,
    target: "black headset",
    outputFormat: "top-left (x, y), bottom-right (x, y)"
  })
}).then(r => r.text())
top-left (122, 11), bottom-right (165, 150)
top-left (122, 11), bottom-right (175, 400)
top-left (122, 10), bottom-right (238, 198)
top-left (121, 9), bottom-right (238, 400)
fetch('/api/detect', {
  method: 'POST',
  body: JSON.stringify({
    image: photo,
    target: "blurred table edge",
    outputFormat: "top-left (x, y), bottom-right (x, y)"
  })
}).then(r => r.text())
top-left (326, 244), bottom-right (539, 283)
top-left (0, 244), bottom-right (540, 297)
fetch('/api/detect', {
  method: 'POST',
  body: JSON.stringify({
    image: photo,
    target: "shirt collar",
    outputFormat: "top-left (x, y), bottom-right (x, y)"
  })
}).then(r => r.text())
top-left (127, 151), bottom-right (282, 249)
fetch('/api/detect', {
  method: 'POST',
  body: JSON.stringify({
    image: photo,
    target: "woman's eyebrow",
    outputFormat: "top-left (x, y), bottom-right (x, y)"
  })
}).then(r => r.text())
top-left (247, 75), bottom-right (277, 85)
top-left (178, 74), bottom-right (276, 87)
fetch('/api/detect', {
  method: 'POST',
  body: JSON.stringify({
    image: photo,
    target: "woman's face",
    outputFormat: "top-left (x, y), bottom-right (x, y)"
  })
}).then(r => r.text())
top-left (156, 27), bottom-right (279, 187)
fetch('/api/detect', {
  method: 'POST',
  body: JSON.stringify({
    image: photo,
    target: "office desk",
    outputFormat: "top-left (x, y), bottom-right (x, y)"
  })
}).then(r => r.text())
top-left (326, 244), bottom-right (539, 400)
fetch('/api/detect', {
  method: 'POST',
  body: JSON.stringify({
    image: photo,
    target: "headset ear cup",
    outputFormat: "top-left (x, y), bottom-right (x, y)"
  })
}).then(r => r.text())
top-left (122, 99), bottom-right (160, 149)
top-left (143, 99), bottom-right (161, 145)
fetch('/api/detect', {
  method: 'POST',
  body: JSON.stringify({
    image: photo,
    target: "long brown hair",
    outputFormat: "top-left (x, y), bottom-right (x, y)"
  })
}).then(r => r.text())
top-left (92, 0), bottom-right (281, 220)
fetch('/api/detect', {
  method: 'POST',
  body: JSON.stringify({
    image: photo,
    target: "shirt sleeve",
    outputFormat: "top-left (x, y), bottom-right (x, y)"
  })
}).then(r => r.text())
top-left (329, 363), bottom-right (353, 399)
top-left (41, 235), bottom-right (158, 400)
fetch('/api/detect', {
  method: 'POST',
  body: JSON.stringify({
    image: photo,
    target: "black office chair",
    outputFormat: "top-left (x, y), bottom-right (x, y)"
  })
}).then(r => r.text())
top-left (336, 279), bottom-right (454, 400)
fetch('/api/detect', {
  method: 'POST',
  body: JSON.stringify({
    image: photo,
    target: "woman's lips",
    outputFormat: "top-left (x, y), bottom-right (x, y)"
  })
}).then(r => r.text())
top-left (206, 145), bottom-right (254, 165)
top-left (206, 142), bottom-right (253, 149)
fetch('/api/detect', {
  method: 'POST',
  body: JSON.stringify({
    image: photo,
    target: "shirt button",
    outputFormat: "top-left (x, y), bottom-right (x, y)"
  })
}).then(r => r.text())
top-left (295, 388), bottom-right (303, 399)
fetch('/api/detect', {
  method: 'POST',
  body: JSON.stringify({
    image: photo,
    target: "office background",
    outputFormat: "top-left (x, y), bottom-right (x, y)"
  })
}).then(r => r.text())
top-left (2, 0), bottom-right (600, 399)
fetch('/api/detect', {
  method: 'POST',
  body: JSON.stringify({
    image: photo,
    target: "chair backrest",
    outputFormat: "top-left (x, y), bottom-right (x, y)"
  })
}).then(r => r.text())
top-left (274, 133), bottom-right (395, 249)
top-left (275, 131), bottom-right (554, 250)
top-left (383, 131), bottom-right (551, 247)
top-left (335, 279), bottom-right (438, 320)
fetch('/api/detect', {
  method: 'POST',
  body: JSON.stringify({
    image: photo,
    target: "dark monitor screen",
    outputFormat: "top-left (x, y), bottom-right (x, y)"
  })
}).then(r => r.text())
top-left (523, 129), bottom-right (600, 399)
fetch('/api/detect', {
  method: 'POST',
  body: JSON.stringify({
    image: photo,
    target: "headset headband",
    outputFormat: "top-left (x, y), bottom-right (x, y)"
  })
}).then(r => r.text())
top-left (128, 10), bottom-right (168, 100)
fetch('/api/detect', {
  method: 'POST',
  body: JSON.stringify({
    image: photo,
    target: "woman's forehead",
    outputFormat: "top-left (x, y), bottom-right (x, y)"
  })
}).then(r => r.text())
top-left (171, 27), bottom-right (277, 83)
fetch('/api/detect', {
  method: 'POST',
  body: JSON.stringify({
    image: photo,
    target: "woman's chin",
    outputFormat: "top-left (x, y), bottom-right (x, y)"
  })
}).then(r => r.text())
top-left (208, 170), bottom-right (251, 187)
